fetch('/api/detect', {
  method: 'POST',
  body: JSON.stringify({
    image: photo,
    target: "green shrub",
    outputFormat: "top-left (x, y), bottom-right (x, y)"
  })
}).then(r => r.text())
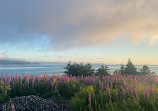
top-left (10, 83), bottom-right (35, 97)
top-left (65, 62), bottom-right (95, 76)
top-left (0, 81), bottom-right (10, 103)
top-left (34, 82), bottom-right (51, 97)
top-left (58, 81), bottom-right (79, 99)
top-left (70, 86), bottom-right (94, 111)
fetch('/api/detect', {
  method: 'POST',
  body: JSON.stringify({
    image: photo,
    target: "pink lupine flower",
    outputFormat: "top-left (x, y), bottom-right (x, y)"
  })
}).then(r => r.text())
top-left (133, 87), bottom-right (138, 96)
top-left (5, 73), bottom-right (7, 78)
top-left (5, 90), bottom-right (7, 95)
top-left (70, 74), bottom-right (72, 79)
top-left (42, 75), bottom-right (44, 81)
top-left (93, 77), bottom-right (95, 82)
top-left (121, 86), bottom-right (125, 98)
top-left (57, 74), bottom-right (59, 79)
top-left (7, 77), bottom-right (11, 86)
top-left (106, 76), bottom-right (108, 83)
top-left (107, 87), bottom-right (111, 102)
top-left (146, 91), bottom-right (150, 99)
top-left (12, 80), bottom-right (14, 87)
top-left (18, 75), bottom-right (20, 82)
top-left (99, 81), bottom-right (101, 87)
top-left (1, 73), bottom-right (3, 81)
top-left (51, 82), bottom-right (54, 91)
top-left (88, 93), bottom-right (91, 110)
top-left (81, 74), bottom-right (83, 80)
top-left (104, 81), bottom-right (106, 88)
top-left (12, 103), bottom-right (15, 111)
top-left (143, 90), bottom-right (146, 98)
top-left (32, 77), bottom-right (35, 87)
top-left (20, 76), bottom-right (23, 84)
top-left (110, 82), bottom-right (113, 89)
top-left (101, 82), bottom-right (104, 91)
top-left (107, 82), bottom-right (109, 89)
top-left (115, 76), bottom-right (118, 83)
top-left (155, 88), bottom-right (157, 94)
top-left (115, 90), bottom-right (119, 100)
top-left (67, 77), bottom-right (69, 83)
top-left (53, 78), bottom-right (56, 83)
top-left (37, 76), bottom-right (41, 82)
top-left (55, 84), bottom-right (58, 90)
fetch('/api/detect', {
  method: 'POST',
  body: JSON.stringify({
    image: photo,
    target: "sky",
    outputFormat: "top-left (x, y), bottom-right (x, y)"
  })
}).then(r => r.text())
top-left (0, 0), bottom-right (158, 65)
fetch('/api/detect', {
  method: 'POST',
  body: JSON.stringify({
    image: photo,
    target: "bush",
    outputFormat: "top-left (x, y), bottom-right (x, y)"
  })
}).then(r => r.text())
top-left (70, 85), bottom-right (121, 111)
top-left (10, 81), bottom-right (51, 98)
top-left (65, 62), bottom-right (95, 76)
top-left (0, 81), bottom-right (10, 103)
top-left (10, 83), bottom-right (35, 97)
top-left (70, 86), bottom-right (94, 111)
top-left (58, 81), bottom-right (79, 99)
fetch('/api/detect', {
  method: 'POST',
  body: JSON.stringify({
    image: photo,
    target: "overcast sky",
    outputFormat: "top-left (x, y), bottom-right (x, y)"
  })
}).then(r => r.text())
top-left (0, 0), bottom-right (158, 65)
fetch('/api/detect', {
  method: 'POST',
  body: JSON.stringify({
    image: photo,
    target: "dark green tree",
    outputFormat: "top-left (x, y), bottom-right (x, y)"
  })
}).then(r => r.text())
top-left (120, 65), bottom-right (125, 75)
top-left (96, 65), bottom-right (110, 76)
top-left (139, 65), bottom-right (153, 75)
top-left (113, 70), bottom-right (120, 75)
top-left (64, 62), bottom-right (95, 76)
top-left (124, 59), bottom-right (137, 75)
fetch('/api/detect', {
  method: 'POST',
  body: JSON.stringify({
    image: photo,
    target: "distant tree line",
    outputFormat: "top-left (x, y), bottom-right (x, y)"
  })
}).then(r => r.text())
top-left (64, 59), bottom-right (155, 76)
top-left (119, 59), bottom-right (155, 75)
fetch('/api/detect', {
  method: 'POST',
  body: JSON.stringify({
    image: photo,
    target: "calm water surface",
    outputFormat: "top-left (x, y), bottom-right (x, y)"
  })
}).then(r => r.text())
top-left (0, 63), bottom-right (158, 76)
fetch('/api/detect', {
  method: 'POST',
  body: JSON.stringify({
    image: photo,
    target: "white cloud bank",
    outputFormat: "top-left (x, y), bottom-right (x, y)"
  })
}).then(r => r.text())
top-left (0, 0), bottom-right (158, 49)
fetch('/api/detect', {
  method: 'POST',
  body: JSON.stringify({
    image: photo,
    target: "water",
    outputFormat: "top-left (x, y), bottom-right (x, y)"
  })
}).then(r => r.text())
top-left (0, 63), bottom-right (158, 76)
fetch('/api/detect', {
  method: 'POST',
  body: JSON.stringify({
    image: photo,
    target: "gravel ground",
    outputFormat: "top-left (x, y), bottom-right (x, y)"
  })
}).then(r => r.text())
top-left (0, 95), bottom-right (72, 111)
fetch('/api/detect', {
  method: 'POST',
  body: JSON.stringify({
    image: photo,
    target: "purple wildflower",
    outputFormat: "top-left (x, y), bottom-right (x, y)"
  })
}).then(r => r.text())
top-left (101, 82), bottom-right (104, 91)
top-left (51, 82), bottom-right (54, 91)
top-left (12, 103), bottom-right (15, 111)
top-left (88, 93), bottom-right (91, 110)
top-left (67, 77), bottom-right (69, 83)
top-left (107, 87), bottom-right (111, 102)
top-left (107, 82), bottom-right (109, 89)
top-left (5, 90), bottom-right (7, 95)
top-left (20, 76), bottom-right (23, 84)
top-left (121, 86), bottom-right (125, 98)
top-left (115, 90), bottom-right (119, 101)
top-left (146, 91), bottom-right (150, 99)
top-left (110, 82), bottom-right (113, 89)
top-left (133, 87), bottom-right (138, 96)
top-left (143, 90), bottom-right (146, 98)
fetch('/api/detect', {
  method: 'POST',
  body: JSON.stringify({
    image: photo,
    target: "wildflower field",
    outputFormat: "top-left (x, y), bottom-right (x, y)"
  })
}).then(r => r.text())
top-left (0, 73), bottom-right (158, 111)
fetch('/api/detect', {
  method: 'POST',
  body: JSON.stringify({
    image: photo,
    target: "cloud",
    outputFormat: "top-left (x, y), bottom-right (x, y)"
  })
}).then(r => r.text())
top-left (0, 0), bottom-right (158, 50)
top-left (0, 54), bottom-right (6, 59)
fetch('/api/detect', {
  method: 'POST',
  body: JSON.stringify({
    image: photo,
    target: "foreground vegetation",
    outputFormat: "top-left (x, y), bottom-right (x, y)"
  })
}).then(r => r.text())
top-left (1, 73), bottom-right (158, 111)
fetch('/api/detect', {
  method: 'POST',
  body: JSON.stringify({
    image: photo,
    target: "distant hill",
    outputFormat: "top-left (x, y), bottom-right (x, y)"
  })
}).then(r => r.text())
top-left (0, 59), bottom-right (39, 65)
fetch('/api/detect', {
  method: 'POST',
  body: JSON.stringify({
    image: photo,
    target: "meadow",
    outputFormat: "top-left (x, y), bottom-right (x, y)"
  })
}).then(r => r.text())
top-left (0, 73), bottom-right (158, 111)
